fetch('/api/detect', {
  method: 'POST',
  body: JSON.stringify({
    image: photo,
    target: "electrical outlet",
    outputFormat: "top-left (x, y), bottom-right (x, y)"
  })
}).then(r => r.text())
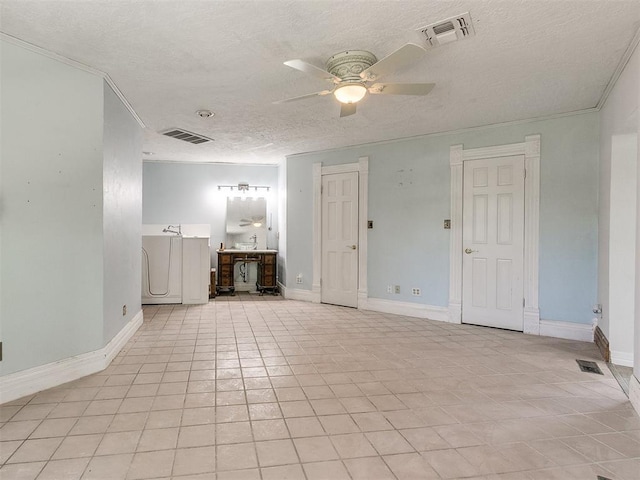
top-left (412, 288), bottom-right (421, 296)
top-left (394, 285), bottom-right (400, 294)
top-left (387, 285), bottom-right (393, 294)
top-left (296, 274), bottom-right (303, 284)
top-left (122, 304), bottom-right (127, 316)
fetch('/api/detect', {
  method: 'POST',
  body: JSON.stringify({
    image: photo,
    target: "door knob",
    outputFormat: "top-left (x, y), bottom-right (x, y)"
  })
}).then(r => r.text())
top-left (348, 245), bottom-right (357, 250)
top-left (464, 248), bottom-right (477, 254)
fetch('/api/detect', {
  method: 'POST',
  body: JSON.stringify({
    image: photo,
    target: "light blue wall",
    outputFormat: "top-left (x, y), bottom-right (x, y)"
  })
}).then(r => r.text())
top-left (1, 40), bottom-right (105, 375)
top-left (286, 113), bottom-right (599, 324)
top-left (103, 82), bottom-right (143, 343)
top-left (142, 162), bottom-right (279, 268)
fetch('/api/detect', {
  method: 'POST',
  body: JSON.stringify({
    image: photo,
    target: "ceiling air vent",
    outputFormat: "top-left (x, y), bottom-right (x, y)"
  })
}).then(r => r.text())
top-left (161, 128), bottom-right (213, 145)
top-left (417, 12), bottom-right (475, 49)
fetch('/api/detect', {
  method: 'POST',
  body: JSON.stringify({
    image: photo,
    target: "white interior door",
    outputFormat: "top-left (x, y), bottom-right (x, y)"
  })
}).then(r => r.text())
top-left (462, 156), bottom-right (524, 330)
top-left (321, 171), bottom-right (359, 307)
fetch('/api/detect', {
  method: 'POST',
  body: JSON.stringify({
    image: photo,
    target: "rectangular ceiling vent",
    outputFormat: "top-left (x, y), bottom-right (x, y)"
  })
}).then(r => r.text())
top-left (417, 12), bottom-right (475, 49)
top-left (161, 128), bottom-right (213, 145)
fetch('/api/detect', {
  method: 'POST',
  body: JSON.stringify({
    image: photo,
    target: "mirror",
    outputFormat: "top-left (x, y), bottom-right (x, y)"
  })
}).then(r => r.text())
top-left (226, 197), bottom-right (267, 250)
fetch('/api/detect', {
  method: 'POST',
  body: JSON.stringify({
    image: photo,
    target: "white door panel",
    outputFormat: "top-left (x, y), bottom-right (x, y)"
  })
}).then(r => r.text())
top-left (322, 172), bottom-right (358, 307)
top-left (462, 156), bottom-right (524, 330)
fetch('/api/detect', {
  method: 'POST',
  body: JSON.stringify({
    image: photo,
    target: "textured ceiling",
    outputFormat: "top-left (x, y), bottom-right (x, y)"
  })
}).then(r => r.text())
top-left (1, 1), bottom-right (639, 164)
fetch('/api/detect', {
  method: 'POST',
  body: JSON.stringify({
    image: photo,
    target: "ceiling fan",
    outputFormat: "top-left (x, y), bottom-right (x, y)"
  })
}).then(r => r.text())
top-left (240, 216), bottom-right (265, 227)
top-left (276, 43), bottom-right (435, 117)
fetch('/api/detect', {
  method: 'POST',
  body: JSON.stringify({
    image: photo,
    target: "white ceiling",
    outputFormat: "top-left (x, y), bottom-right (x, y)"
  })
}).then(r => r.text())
top-left (2, 1), bottom-right (639, 165)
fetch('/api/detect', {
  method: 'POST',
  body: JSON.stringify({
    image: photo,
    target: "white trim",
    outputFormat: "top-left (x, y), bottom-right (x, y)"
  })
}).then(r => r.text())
top-left (449, 136), bottom-right (541, 333)
top-left (287, 110), bottom-right (597, 161)
top-left (610, 351), bottom-right (634, 368)
top-left (538, 319), bottom-right (594, 342)
top-left (630, 374), bottom-right (640, 417)
top-left (597, 25), bottom-right (640, 109)
top-left (281, 286), bottom-right (316, 302)
top-left (360, 298), bottom-right (450, 322)
top-left (312, 159), bottom-right (369, 307)
top-left (357, 157), bottom-right (369, 307)
top-left (0, 33), bottom-right (145, 128)
top-left (0, 310), bottom-right (143, 405)
top-left (312, 163), bottom-right (322, 303)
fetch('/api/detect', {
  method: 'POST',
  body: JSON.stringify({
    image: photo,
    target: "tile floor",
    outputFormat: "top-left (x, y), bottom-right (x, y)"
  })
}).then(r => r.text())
top-left (1, 299), bottom-right (639, 480)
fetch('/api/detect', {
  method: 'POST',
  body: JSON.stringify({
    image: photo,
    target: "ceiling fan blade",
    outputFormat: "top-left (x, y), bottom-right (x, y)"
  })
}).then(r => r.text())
top-left (360, 43), bottom-right (426, 81)
top-left (239, 223), bottom-right (251, 227)
top-left (273, 90), bottom-right (332, 104)
top-left (368, 83), bottom-right (435, 96)
top-left (340, 103), bottom-right (357, 117)
top-left (284, 59), bottom-right (341, 83)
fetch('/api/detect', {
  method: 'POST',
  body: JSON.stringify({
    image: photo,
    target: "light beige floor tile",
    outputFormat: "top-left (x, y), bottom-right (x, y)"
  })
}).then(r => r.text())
top-left (303, 460), bottom-right (351, 480)
top-left (37, 457), bottom-right (90, 480)
top-left (217, 468), bottom-right (258, 480)
top-left (255, 439), bottom-right (298, 467)
top-left (216, 442), bottom-right (258, 471)
top-left (126, 450), bottom-right (175, 479)
top-left (343, 456), bottom-right (396, 479)
top-left (285, 417), bottom-right (325, 438)
top-left (136, 426), bottom-right (178, 451)
top-left (279, 401), bottom-right (315, 418)
top-left (318, 414), bottom-right (359, 435)
top-left (107, 412), bottom-right (148, 433)
top-left (145, 409), bottom-right (182, 429)
top-left (68, 415), bottom-right (113, 436)
top-left (261, 463), bottom-right (305, 480)
top-left (250, 419), bottom-right (289, 441)
top-left (422, 447), bottom-right (484, 478)
top-left (2, 301), bottom-right (640, 480)
top-left (365, 430), bottom-right (414, 455)
top-left (181, 407), bottom-right (215, 426)
top-left (383, 452), bottom-right (441, 479)
top-left (172, 446), bottom-right (216, 476)
top-left (95, 431), bottom-right (141, 456)
top-left (0, 461), bottom-right (46, 480)
top-left (178, 424), bottom-right (216, 448)
top-left (7, 437), bottom-right (63, 463)
top-left (329, 433), bottom-right (377, 459)
top-left (560, 435), bottom-right (626, 462)
top-left (52, 433), bottom-right (102, 459)
top-left (351, 412), bottom-right (394, 432)
top-left (0, 440), bottom-right (22, 464)
top-left (216, 421), bottom-right (253, 444)
top-left (248, 403), bottom-right (282, 421)
top-left (293, 436), bottom-right (339, 462)
top-left (28, 417), bottom-right (77, 439)
top-left (0, 420), bottom-right (41, 441)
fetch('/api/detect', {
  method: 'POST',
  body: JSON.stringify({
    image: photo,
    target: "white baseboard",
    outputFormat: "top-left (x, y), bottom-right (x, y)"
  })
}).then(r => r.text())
top-left (539, 318), bottom-right (594, 342)
top-left (0, 310), bottom-right (143, 405)
top-left (610, 351), bottom-right (634, 367)
top-left (360, 297), bottom-right (449, 322)
top-left (630, 374), bottom-right (640, 417)
top-left (280, 284), bottom-right (316, 302)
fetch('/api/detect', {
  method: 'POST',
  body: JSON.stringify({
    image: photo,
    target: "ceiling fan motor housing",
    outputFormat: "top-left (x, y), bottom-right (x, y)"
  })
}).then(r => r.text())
top-left (326, 50), bottom-right (377, 83)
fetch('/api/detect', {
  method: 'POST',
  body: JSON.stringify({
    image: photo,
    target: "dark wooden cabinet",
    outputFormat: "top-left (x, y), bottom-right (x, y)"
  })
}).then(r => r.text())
top-left (216, 250), bottom-right (278, 295)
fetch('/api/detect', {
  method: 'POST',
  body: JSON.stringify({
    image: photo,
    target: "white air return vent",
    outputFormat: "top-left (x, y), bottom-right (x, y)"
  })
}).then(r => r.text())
top-left (161, 128), bottom-right (213, 145)
top-left (417, 12), bottom-right (475, 49)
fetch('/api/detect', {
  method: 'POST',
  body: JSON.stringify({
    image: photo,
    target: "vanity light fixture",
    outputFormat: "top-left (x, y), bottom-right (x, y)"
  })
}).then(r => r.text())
top-left (218, 183), bottom-right (270, 193)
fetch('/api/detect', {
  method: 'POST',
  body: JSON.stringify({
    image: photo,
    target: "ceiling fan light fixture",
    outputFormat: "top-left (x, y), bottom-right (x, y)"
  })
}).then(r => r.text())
top-left (252, 222), bottom-right (263, 227)
top-left (334, 83), bottom-right (367, 104)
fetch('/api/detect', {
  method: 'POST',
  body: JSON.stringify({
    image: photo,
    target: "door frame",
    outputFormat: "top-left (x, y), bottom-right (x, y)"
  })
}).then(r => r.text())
top-left (312, 157), bottom-right (369, 305)
top-left (449, 136), bottom-right (541, 334)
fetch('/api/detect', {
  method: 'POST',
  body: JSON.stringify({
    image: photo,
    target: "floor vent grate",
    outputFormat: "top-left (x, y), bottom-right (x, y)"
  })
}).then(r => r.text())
top-left (576, 359), bottom-right (603, 375)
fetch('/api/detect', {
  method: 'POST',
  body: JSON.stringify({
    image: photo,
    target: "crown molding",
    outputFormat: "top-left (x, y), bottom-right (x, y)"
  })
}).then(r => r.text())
top-left (1, 32), bottom-right (145, 128)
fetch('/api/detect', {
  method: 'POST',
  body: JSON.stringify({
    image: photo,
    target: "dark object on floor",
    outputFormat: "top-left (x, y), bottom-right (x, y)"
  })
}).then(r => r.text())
top-left (576, 359), bottom-right (603, 375)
